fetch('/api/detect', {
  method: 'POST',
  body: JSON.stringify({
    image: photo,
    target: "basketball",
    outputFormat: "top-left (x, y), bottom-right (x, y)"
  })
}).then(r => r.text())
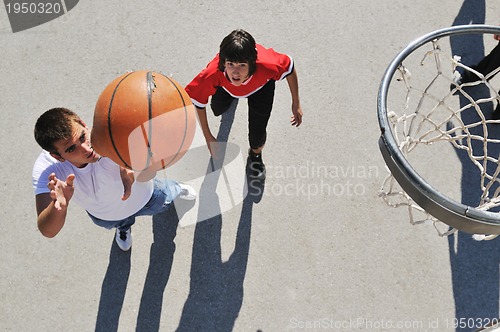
top-left (91, 71), bottom-right (196, 177)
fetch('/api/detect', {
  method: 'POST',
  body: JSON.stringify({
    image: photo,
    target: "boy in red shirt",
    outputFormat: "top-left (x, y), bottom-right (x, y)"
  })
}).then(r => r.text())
top-left (185, 29), bottom-right (303, 179)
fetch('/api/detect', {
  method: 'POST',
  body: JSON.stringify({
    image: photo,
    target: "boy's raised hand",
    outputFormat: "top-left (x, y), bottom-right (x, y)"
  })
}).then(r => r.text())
top-left (47, 173), bottom-right (75, 210)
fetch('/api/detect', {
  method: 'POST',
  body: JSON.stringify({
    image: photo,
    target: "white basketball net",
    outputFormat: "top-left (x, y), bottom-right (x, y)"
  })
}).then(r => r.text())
top-left (379, 37), bottom-right (500, 239)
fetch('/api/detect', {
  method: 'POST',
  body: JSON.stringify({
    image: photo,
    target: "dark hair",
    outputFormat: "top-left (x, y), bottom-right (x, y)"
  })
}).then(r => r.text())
top-left (34, 107), bottom-right (82, 155)
top-left (218, 29), bottom-right (258, 76)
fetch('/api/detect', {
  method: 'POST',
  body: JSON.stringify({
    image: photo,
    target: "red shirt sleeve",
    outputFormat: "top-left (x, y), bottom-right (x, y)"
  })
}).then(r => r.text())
top-left (185, 55), bottom-right (221, 108)
top-left (256, 44), bottom-right (294, 81)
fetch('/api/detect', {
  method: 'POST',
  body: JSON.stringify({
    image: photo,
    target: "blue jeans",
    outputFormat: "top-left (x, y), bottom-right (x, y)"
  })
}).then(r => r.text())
top-left (87, 178), bottom-right (181, 231)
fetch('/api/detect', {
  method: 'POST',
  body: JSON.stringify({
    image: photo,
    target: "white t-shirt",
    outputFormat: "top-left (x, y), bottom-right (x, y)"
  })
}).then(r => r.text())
top-left (32, 151), bottom-right (154, 221)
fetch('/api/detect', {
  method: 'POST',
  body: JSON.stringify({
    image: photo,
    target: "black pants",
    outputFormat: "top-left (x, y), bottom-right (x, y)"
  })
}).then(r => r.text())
top-left (467, 42), bottom-right (500, 81)
top-left (211, 80), bottom-right (275, 150)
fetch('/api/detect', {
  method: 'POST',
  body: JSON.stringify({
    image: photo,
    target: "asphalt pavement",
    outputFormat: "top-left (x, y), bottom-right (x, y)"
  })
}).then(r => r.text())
top-left (1, 1), bottom-right (499, 331)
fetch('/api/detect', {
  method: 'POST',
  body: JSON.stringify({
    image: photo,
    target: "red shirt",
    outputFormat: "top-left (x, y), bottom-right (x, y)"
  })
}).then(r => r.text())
top-left (185, 44), bottom-right (294, 108)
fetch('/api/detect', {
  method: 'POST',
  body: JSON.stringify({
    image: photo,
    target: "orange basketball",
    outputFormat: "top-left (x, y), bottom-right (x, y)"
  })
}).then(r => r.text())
top-left (91, 71), bottom-right (196, 176)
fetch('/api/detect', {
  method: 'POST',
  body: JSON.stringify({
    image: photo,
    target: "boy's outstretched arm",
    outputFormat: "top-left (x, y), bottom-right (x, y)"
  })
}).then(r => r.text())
top-left (196, 107), bottom-right (220, 157)
top-left (286, 68), bottom-right (303, 127)
top-left (35, 173), bottom-right (75, 238)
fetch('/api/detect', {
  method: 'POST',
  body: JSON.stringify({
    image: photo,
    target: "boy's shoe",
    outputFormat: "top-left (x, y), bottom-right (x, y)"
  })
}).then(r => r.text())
top-left (452, 70), bottom-right (481, 87)
top-left (179, 183), bottom-right (197, 200)
top-left (493, 102), bottom-right (500, 121)
top-left (247, 178), bottom-right (265, 203)
top-left (247, 149), bottom-right (266, 180)
top-left (461, 71), bottom-right (480, 84)
top-left (115, 228), bottom-right (132, 251)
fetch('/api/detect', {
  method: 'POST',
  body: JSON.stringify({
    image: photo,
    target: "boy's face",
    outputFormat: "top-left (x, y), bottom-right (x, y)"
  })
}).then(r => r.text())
top-left (51, 121), bottom-right (101, 168)
top-left (224, 60), bottom-right (250, 86)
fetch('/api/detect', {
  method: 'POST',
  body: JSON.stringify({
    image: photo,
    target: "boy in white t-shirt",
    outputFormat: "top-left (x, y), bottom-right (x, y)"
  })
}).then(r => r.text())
top-left (32, 108), bottom-right (196, 251)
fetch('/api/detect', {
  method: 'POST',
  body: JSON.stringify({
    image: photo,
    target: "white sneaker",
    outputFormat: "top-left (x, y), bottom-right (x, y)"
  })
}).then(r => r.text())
top-left (178, 183), bottom-right (196, 201)
top-left (115, 228), bottom-right (132, 251)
